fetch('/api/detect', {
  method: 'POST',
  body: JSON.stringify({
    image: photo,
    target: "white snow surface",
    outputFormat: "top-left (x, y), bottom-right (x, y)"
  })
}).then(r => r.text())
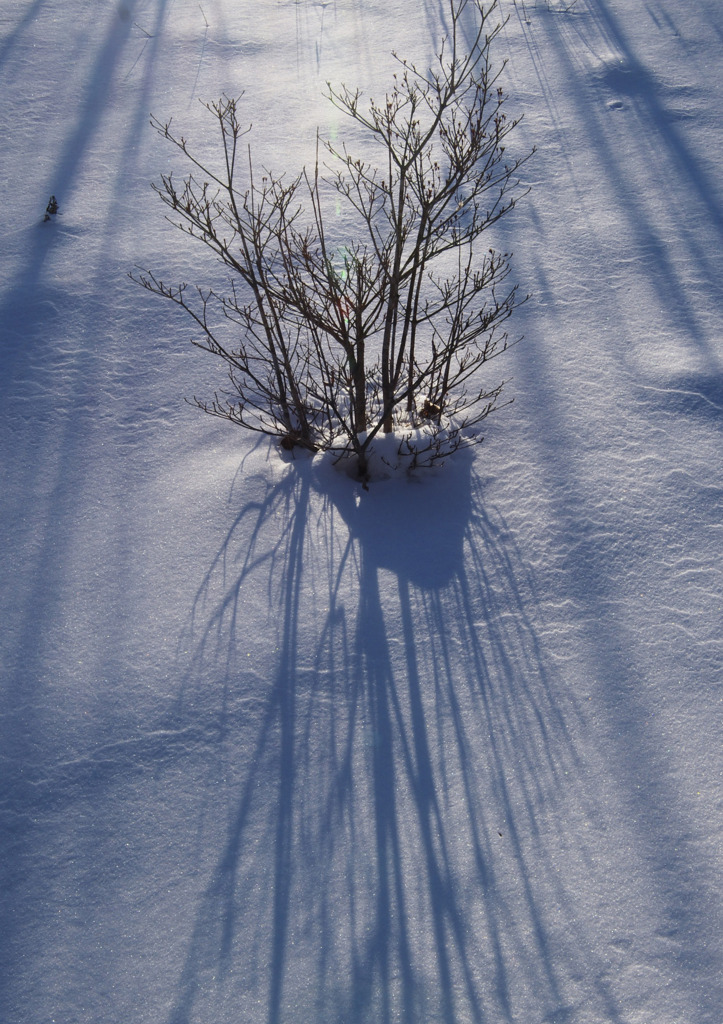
top-left (1, 1), bottom-right (722, 1022)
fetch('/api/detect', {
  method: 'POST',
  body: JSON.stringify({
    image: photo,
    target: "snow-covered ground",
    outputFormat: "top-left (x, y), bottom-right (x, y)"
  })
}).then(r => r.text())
top-left (1, 1), bottom-right (721, 1022)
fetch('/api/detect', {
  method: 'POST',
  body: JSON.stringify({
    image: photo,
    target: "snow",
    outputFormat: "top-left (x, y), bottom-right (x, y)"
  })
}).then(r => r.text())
top-left (1, 1), bottom-right (721, 1022)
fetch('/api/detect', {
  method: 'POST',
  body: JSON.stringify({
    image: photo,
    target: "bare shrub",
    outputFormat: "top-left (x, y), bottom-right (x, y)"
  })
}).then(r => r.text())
top-left (132, 0), bottom-right (532, 480)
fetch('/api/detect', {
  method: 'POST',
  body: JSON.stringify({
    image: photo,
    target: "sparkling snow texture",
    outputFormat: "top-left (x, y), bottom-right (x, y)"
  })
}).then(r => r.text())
top-left (1, 2), bottom-right (721, 1022)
